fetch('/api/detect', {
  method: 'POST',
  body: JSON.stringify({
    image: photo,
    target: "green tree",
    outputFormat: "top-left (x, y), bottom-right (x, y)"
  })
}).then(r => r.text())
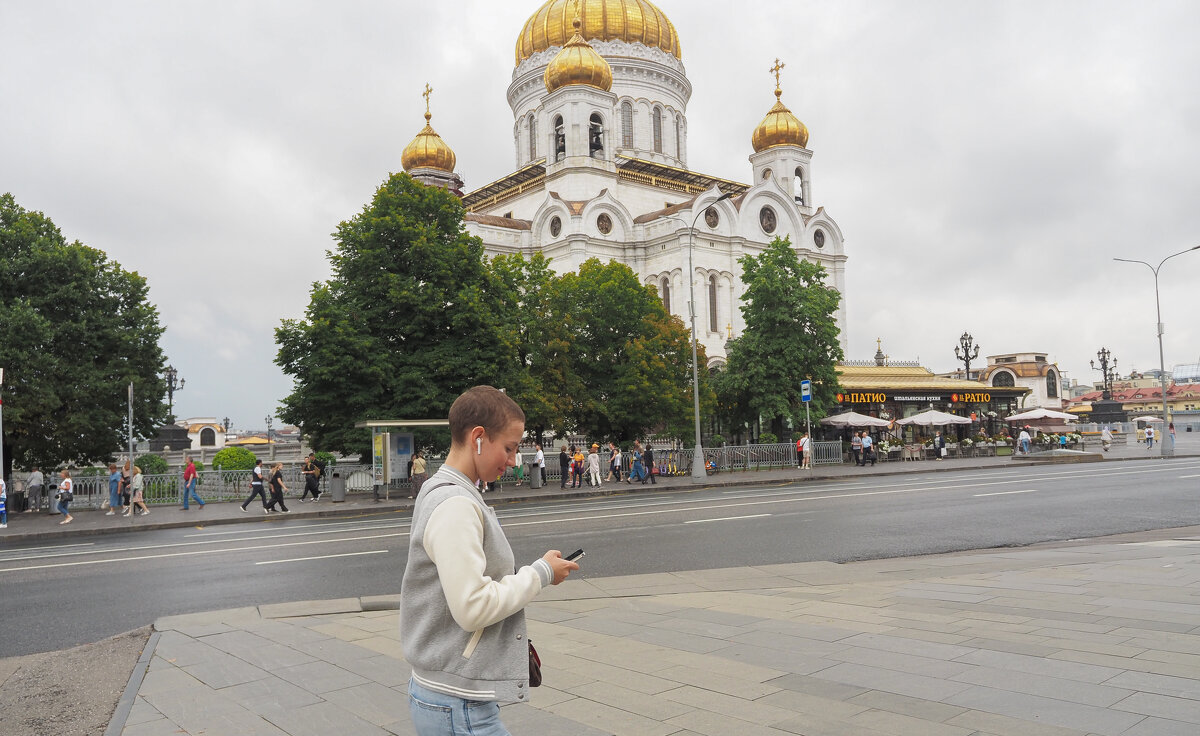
top-left (276, 173), bottom-right (515, 457)
top-left (716, 237), bottom-right (843, 438)
top-left (553, 258), bottom-right (710, 443)
top-left (135, 453), bottom-right (169, 476)
top-left (211, 446), bottom-right (257, 471)
top-left (0, 193), bottom-right (168, 477)
top-left (488, 252), bottom-right (577, 443)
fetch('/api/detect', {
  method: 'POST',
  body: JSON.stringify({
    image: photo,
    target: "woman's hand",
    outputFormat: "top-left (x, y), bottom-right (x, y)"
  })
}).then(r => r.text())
top-left (542, 550), bottom-right (580, 585)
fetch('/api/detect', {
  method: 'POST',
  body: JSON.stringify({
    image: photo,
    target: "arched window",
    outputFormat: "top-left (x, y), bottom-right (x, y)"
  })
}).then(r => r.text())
top-left (992, 371), bottom-right (1015, 387)
top-left (528, 114), bottom-right (537, 161)
top-left (794, 167), bottom-right (805, 205)
top-left (621, 101), bottom-right (633, 147)
top-left (589, 113), bottom-right (604, 158)
top-left (553, 115), bottom-right (565, 162)
top-left (708, 275), bottom-right (718, 333)
top-left (675, 114), bottom-right (682, 159)
top-left (652, 108), bottom-right (663, 153)
top-left (199, 427), bottom-right (216, 446)
top-left (660, 277), bottom-right (671, 314)
top-left (1046, 370), bottom-right (1059, 398)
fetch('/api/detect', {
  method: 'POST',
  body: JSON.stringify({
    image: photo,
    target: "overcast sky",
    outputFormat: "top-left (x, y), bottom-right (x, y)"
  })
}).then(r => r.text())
top-left (4, 1), bottom-right (1199, 431)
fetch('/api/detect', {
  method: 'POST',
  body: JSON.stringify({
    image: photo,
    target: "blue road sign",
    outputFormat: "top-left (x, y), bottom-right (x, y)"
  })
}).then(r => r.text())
top-left (801, 379), bottom-right (812, 402)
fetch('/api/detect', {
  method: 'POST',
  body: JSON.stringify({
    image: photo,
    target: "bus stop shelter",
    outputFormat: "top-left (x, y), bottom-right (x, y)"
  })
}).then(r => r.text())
top-left (353, 419), bottom-right (449, 500)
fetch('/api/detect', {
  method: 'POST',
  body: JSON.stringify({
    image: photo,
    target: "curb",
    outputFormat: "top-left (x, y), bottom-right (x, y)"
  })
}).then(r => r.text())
top-left (104, 630), bottom-right (159, 736)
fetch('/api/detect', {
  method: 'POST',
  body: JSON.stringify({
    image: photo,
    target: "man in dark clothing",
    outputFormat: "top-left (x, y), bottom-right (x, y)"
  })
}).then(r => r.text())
top-left (643, 445), bottom-right (656, 484)
top-left (300, 453), bottom-right (321, 501)
top-left (558, 445), bottom-right (570, 489)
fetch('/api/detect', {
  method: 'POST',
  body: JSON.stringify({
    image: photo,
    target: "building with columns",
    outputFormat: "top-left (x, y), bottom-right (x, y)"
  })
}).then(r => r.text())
top-left (400, 0), bottom-right (847, 366)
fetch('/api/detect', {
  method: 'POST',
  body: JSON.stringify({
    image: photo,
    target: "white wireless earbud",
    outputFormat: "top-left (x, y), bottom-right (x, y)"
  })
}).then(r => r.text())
top-left (476, 437), bottom-right (483, 455)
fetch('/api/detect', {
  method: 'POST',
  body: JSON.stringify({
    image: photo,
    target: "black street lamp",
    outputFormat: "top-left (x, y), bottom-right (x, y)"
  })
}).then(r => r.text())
top-left (1090, 348), bottom-right (1118, 400)
top-left (265, 415), bottom-right (275, 461)
top-left (954, 332), bottom-right (980, 380)
top-left (222, 416), bottom-right (231, 435)
top-left (164, 365), bottom-right (185, 421)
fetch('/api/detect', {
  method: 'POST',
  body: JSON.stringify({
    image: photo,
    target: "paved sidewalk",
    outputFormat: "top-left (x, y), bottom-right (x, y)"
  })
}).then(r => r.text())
top-left (4, 439), bottom-right (1192, 546)
top-left (118, 526), bottom-right (1200, 736)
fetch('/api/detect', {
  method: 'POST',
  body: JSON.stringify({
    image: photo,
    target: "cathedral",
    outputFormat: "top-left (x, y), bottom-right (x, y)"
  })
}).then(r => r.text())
top-left (400, 0), bottom-right (847, 365)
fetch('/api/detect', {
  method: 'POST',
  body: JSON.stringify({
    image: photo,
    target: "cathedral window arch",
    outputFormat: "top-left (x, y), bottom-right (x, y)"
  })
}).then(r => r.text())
top-left (528, 114), bottom-right (537, 162)
top-left (992, 371), bottom-right (1015, 387)
top-left (1046, 369), bottom-right (1059, 398)
top-left (621, 101), bottom-right (633, 147)
top-left (675, 114), bottom-right (682, 159)
top-left (708, 275), bottom-right (718, 333)
top-left (794, 166), bottom-right (805, 205)
top-left (199, 427), bottom-right (216, 446)
top-left (652, 107), bottom-right (663, 153)
top-left (660, 277), bottom-right (671, 314)
top-left (589, 113), bottom-right (604, 158)
top-left (552, 115), bottom-right (565, 162)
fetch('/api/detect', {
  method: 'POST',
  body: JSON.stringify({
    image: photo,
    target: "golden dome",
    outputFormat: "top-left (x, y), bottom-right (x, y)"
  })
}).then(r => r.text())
top-left (752, 62), bottom-right (809, 151)
top-left (517, 0), bottom-right (681, 65)
top-left (401, 87), bottom-right (456, 173)
top-left (544, 16), bottom-right (613, 92)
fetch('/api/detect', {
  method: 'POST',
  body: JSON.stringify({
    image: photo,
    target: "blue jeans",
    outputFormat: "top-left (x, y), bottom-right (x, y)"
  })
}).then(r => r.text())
top-left (57, 499), bottom-right (71, 516)
top-left (408, 679), bottom-right (509, 736)
top-left (182, 478), bottom-right (204, 508)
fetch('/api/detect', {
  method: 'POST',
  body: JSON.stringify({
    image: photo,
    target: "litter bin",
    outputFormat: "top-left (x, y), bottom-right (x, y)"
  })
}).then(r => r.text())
top-left (528, 462), bottom-right (542, 489)
top-left (330, 473), bottom-right (346, 503)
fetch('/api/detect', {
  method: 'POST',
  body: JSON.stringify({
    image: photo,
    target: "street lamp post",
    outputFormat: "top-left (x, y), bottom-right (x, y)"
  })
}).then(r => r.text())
top-left (1114, 244), bottom-right (1200, 458)
top-left (1090, 347), bottom-right (1117, 400)
top-left (683, 192), bottom-right (733, 481)
top-left (954, 332), bottom-right (980, 380)
top-left (265, 415), bottom-right (275, 461)
top-left (164, 365), bottom-right (185, 421)
top-left (0, 367), bottom-right (6, 487)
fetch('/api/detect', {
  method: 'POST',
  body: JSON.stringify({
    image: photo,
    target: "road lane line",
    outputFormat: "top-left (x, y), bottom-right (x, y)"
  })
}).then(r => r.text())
top-left (684, 514), bottom-right (771, 524)
top-left (256, 550), bottom-right (388, 565)
top-left (1181, 474), bottom-right (1200, 479)
top-left (974, 490), bottom-right (1039, 497)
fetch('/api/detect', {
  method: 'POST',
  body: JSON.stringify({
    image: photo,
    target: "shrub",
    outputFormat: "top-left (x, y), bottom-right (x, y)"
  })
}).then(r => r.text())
top-left (710, 435), bottom-right (725, 446)
top-left (136, 454), bottom-right (169, 475)
top-left (313, 450), bottom-right (336, 468)
top-left (759, 432), bottom-right (778, 444)
top-left (212, 446), bottom-right (258, 472)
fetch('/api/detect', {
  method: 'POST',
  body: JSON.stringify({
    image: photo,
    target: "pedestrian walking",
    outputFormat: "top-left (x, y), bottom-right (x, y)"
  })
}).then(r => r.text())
top-left (586, 444), bottom-right (602, 487)
top-left (644, 444), bottom-right (657, 485)
top-left (1101, 426), bottom-right (1113, 452)
top-left (181, 455), bottom-right (204, 510)
top-left (1, 476), bottom-right (7, 529)
top-left (534, 443), bottom-right (546, 486)
top-left (513, 448), bottom-right (524, 486)
top-left (104, 463), bottom-right (122, 515)
top-left (558, 445), bottom-right (570, 489)
top-left (241, 460), bottom-right (268, 512)
top-left (1018, 428), bottom-right (1032, 455)
top-left (933, 430), bottom-right (946, 460)
top-left (120, 460), bottom-right (132, 511)
top-left (124, 466), bottom-right (150, 516)
top-left (410, 450), bottom-right (428, 498)
top-left (299, 453), bottom-right (321, 502)
top-left (56, 469), bottom-right (74, 525)
top-left (607, 442), bottom-right (622, 482)
top-left (400, 385), bottom-right (578, 736)
top-left (1146, 425), bottom-right (1155, 450)
top-left (850, 432), bottom-right (862, 466)
top-left (571, 445), bottom-right (585, 488)
top-left (1169, 422), bottom-right (1176, 448)
top-left (629, 442), bottom-right (647, 484)
top-left (26, 466), bottom-right (44, 512)
top-left (861, 432), bottom-right (876, 466)
top-left (264, 462), bottom-right (289, 513)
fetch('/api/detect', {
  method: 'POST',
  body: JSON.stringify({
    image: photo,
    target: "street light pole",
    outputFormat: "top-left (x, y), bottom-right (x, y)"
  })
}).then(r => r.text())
top-left (685, 192), bottom-right (733, 481)
top-left (0, 367), bottom-right (6, 487)
top-left (1114, 244), bottom-right (1200, 458)
top-left (265, 415), bottom-right (275, 461)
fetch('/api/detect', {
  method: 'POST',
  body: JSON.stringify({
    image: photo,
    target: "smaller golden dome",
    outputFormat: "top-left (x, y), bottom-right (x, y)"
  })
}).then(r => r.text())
top-left (402, 111), bottom-right (456, 173)
top-left (752, 88), bottom-right (809, 152)
top-left (544, 16), bottom-right (613, 93)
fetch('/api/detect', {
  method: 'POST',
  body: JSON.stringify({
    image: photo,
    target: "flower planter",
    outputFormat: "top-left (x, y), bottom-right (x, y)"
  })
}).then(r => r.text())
top-left (995, 446), bottom-right (1013, 456)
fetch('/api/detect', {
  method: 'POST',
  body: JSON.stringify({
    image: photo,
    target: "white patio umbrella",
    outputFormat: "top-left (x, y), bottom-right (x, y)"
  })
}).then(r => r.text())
top-left (1129, 415), bottom-right (1164, 422)
top-left (1005, 407), bottom-right (1077, 422)
top-left (820, 411), bottom-right (892, 428)
top-left (894, 409), bottom-right (973, 426)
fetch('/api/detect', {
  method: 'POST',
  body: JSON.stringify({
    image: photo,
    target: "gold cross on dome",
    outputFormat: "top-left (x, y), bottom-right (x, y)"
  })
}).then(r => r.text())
top-left (770, 58), bottom-right (785, 91)
top-left (422, 83), bottom-right (432, 117)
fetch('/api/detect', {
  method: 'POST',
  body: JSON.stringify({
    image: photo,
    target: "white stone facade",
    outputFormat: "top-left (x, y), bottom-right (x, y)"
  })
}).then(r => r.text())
top-left (461, 33), bottom-right (847, 365)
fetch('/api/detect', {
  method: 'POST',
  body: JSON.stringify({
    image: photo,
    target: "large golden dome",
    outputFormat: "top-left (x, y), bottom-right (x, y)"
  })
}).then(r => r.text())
top-left (544, 17), bottom-right (613, 92)
top-left (516, 0), bottom-right (681, 65)
top-left (752, 88), bottom-right (809, 152)
top-left (401, 111), bottom-right (456, 173)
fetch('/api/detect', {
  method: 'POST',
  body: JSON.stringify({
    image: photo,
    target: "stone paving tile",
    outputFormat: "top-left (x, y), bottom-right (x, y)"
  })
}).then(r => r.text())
top-left (660, 684), bottom-right (796, 725)
top-left (727, 628), bottom-right (853, 657)
top-left (182, 653), bottom-right (273, 689)
top-left (708, 641), bottom-right (838, 675)
top-left (844, 689), bottom-right (968, 722)
top-left (949, 663), bottom-right (1135, 707)
top-left (139, 684), bottom-right (252, 732)
top-left (136, 663), bottom-right (206, 696)
top-left (628, 626), bottom-right (732, 654)
top-left (219, 673), bottom-right (325, 716)
top-left (337, 654), bottom-right (411, 688)
top-left (550, 652), bottom-right (681, 694)
top-left (243, 619), bottom-right (333, 647)
top-left (953, 648), bottom-right (1125, 684)
top-left (1050, 649), bottom-right (1200, 679)
top-left (837, 631), bottom-right (979, 660)
top-left (943, 708), bottom-right (1090, 736)
top-left (764, 672), bottom-right (870, 701)
top-left (943, 685), bottom-right (1145, 735)
top-left (150, 630), bottom-right (226, 668)
top-left (812, 662), bottom-right (975, 702)
top-left (308, 621), bottom-right (378, 640)
top-left (121, 717), bottom-right (182, 736)
top-left (274, 660), bottom-right (370, 693)
top-left (262, 700), bottom-right (393, 736)
top-left (1112, 691), bottom-right (1200, 724)
top-left (568, 680), bottom-right (693, 721)
top-left (1104, 670), bottom-right (1200, 700)
top-left (825, 644), bottom-right (977, 679)
top-left (232, 641), bottom-right (319, 671)
top-left (320, 681), bottom-right (411, 727)
top-left (848, 707), bottom-right (976, 736)
top-left (200, 628), bottom-right (279, 654)
top-left (353, 635), bottom-right (407, 659)
top-left (503, 702), bottom-right (616, 736)
top-left (124, 697), bottom-right (165, 726)
top-left (663, 708), bottom-right (795, 736)
top-left (545, 695), bottom-right (681, 736)
top-left (652, 664), bottom-right (779, 700)
top-left (1119, 716), bottom-right (1200, 735)
top-left (293, 636), bottom-right (383, 666)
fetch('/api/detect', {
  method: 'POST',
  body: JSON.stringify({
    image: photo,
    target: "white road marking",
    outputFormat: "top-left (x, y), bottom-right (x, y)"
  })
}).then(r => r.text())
top-left (256, 550), bottom-right (388, 565)
top-left (684, 514), bottom-right (772, 524)
top-left (1180, 474), bottom-right (1200, 479)
top-left (974, 490), bottom-right (1039, 497)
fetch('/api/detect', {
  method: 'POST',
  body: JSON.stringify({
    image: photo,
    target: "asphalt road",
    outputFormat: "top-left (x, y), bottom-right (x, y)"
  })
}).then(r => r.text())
top-left (2, 458), bottom-right (1198, 658)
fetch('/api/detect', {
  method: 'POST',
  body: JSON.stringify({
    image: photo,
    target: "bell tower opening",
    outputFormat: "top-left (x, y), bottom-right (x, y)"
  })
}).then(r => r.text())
top-left (553, 115), bottom-right (565, 161)
top-left (589, 113), bottom-right (604, 158)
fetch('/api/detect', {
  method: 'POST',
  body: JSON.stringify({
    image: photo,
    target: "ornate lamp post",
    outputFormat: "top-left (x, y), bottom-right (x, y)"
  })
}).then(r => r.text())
top-left (222, 416), bottom-right (231, 437)
top-left (1114, 244), bottom-right (1199, 458)
top-left (954, 332), bottom-right (980, 380)
top-left (264, 415), bottom-right (275, 461)
top-left (164, 365), bottom-right (185, 421)
top-left (1090, 348), bottom-right (1117, 400)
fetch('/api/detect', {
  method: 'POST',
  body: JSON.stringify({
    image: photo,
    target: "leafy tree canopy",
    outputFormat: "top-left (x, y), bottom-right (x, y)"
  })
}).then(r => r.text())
top-left (276, 173), bottom-right (515, 457)
top-left (211, 446), bottom-right (257, 472)
top-left (715, 237), bottom-right (843, 438)
top-left (0, 193), bottom-right (169, 477)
